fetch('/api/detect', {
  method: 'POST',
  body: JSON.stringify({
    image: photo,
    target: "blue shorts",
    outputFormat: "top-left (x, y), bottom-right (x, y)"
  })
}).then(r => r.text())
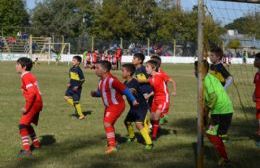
top-left (65, 87), bottom-right (82, 103)
top-left (124, 104), bottom-right (148, 123)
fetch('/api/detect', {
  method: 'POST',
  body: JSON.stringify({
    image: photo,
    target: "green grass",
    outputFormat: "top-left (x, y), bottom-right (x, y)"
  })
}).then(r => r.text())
top-left (0, 62), bottom-right (259, 168)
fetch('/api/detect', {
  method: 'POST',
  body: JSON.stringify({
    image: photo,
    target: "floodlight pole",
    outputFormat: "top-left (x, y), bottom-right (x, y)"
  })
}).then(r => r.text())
top-left (197, 0), bottom-right (205, 168)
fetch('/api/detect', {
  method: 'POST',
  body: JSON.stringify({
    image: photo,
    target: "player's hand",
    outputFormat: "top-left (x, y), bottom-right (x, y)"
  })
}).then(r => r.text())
top-left (90, 91), bottom-right (96, 97)
top-left (132, 100), bottom-right (139, 106)
top-left (130, 88), bottom-right (137, 94)
top-left (172, 91), bottom-right (177, 96)
top-left (67, 83), bottom-right (71, 88)
top-left (73, 86), bottom-right (78, 91)
top-left (21, 107), bottom-right (26, 114)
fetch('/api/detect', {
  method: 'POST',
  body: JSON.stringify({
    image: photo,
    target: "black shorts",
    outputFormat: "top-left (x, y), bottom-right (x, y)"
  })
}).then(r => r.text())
top-left (65, 87), bottom-right (82, 103)
top-left (210, 113), bottom-right (233, 135)
top-left (124, 105), bottom-right (148, 123)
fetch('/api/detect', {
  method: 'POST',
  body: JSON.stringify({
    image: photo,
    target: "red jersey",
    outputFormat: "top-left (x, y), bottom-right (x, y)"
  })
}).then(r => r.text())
top-left (21, 72), bottom-right (43, 111)
top-left (149, 73), bottom-right (169, 102)
top-left (254, 72), bottom-right (260, 101)
top-left (98, 73), bottom-right (126, 107)
top-left (115, 48), bottom-right (122, 59)
top-left (92, 52), bottom-right (98, 63)
top-left (158, 68), bottom-right (170, 83)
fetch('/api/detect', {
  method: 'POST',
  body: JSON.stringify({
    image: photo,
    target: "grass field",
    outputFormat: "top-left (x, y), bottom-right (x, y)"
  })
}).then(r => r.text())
top-left (0, 61), bottom-right (259, 168)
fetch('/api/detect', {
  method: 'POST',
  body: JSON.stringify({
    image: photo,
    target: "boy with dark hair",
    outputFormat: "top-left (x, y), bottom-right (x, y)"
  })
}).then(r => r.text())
top-left (91, 60), bottom-right (138, 154)
top-left (64, 56), bottom-right (85, 120)
top-left (16, 57), bottom-right (43, 158)
top-left (145, 60), bottom-right (170, 140)
top-left (253, 52), bottom-right (260, 136)
top-left (209, 47), bottom-right (233, 90)
top-left (194, 60), bottom-right (233, 167)
top-left (150, 55), bottom-right (177, 124)
top-left (132, 53), bottom-right (153, 131)
top-left (121, 63), bottom-right (153, 149)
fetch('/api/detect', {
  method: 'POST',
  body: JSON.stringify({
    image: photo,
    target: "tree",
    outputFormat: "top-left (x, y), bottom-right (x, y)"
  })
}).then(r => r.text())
top-left (0, 0), bottom-right (29, 36)
top-left (31, 0), bottom-right (96, 37)
top-left (227, 39), bottom-right (241, 51)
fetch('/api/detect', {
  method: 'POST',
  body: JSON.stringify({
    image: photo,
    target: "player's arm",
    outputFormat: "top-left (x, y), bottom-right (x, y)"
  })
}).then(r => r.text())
top-left (144, 91), bottom-right (154, 100)
top-left (91, 89), bottom-right (101, 97)
top-left (253, 90), bottom-right (256, 102)
top-left (22, 79), bottom-right (37, 114)
top-left (113, 79), bottom-right (138, 106)
top-left (220, 65), bottom-right (233, 90)
top-left (168, 77), bottom-right (177, 96)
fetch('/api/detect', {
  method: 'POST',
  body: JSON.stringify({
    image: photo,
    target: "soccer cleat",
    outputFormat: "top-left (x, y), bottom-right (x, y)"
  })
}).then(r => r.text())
top-left (105, 146), bottom-right (117, 154)
top-left (218, 158), bottom-right (232, 168)
top-left (144, 144), bottom-right (153, 150)
top-left (78, 115), bottom-right (85, 120)
top-left (17, 150), bottom-right (32, 160)
top-left (159, 115), bottom-right (169, 125)
top-left (127, 137), bottom-right (136, 143)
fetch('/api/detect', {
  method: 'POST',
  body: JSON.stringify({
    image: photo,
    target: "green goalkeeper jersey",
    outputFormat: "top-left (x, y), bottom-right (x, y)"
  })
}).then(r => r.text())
top-left (203, 73), bottom-right (233, 115)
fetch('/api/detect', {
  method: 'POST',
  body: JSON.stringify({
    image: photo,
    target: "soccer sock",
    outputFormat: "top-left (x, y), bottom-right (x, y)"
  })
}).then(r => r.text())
top-left (144, 115), bottom-right (150, 132)
top-left (125, 122), bottom-right (135, 139)
top-left (152, 120), bottom-right (159, 139)
top-left (207, 134), bottom-right (228, 161)
top-left (19, 125), bottom-right (30, 151)
top-left (66, 98), bottom-right (74, 106)
top-left (28, 125), bottom-right (40, 148)
top-left (105, 125), bottom-right (116, 147)
top-left (140, 128), bottom-right (152, 145)
top-left (74, 103), bottom-right (84, 117)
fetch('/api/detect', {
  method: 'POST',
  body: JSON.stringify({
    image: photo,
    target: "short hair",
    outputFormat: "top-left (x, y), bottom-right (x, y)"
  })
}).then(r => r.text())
top-left (97, 60), bottom-right (112, 72)
top-left (146, 60), bottom-right (159, 70)
top-left (194, 60), bottom-right (209, 72)
top-left (122, 63), bottom-right (136, 76)
top-left (150, 55), bottom-right (162, 66)
top-left (255, 52), bottom-right (260, 59)
top-left (17, 57), bottom-right (33, 71)
top-left (133, 53), bottom-right (145, 64)
top-left (73, 55), bottom-right (82, 63)
top-left (210, 47), bottom-right (224, 59)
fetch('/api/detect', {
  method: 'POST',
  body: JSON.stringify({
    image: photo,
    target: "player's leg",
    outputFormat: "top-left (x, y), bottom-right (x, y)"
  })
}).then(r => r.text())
top-left (256, 104), bottom-right (260, 135)
top-left (206, 114), bottom-right (230, 165)
top-left (103, 104), bottom-right (125, 154)
top-left (64, 89), bottom-right (74, 106)
top-left (124, 112), bottom-right (135, 142)
top-left (73, 90), bottom-right (85, 119)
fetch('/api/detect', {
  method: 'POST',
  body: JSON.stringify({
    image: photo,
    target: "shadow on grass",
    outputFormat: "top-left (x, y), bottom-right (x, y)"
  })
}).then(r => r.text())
top-left (70, 110), bottom-right (93, 118)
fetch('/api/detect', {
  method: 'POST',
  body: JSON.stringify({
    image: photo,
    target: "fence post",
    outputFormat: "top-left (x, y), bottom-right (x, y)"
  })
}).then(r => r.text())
top-left (147, 38), bottom-right (150, 57)
top-left (91, 36), bottom-right (95, 52)
top-left (120, 37), bottom-right (123, 49)
top-left (29, 35), bottom-right (33, 58)
top-left (173, 39), bottom-right (176, 57)
top-left (197, 0), bottom-right (205, 167)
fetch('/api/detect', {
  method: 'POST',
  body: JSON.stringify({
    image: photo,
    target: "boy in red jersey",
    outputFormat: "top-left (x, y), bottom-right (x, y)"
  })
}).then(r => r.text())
top-left (150, 55), bottom-right (176, 124)
top-left (16, 57), bottom-right (43, 158)
top-left (145, 60), bottom-right (170, 140)
top-left (91, 61), bottom-right (138, 154)
top-left (253, 52), bottom-right (260, 136)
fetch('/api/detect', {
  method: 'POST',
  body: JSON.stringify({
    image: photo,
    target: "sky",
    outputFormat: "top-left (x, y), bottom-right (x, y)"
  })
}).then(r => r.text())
top-left (26, 0), bottom-right (259, 24)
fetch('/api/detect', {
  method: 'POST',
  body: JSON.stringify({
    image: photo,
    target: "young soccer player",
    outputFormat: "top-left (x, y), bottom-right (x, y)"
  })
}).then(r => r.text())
top-left (150, 55), bottom-right (177, 124)
top-left (194, 60), bottom-right (233, 167)
top-left (209, 47), bottom-right (233, 90)
top-left (91, 60), bottom-right (138, 154)
top-left (132, 53), bottom-right (153, 131)
top-left (253, 52), bottom-right (260, 136)
top-left (16, 57), bottom-right (43, 158)
top-left (64, 56), bottom-right (85, 120)
top-left (145, 60), bottom-right (170, 140)
top-left (121, 63), bottom-right (153, 149)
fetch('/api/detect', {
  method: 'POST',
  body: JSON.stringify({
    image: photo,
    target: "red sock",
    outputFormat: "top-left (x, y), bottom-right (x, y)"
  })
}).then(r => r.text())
top-left (207, 134), bottom-right (228, 160)
top-left (28, 125), bottom-right (40, 148)
top-left (152, 120), bottom-right (159, 139)
top-left (105, 125), bottom-right (116, 147)
top-left (19, 127), bottom-right (30, 151)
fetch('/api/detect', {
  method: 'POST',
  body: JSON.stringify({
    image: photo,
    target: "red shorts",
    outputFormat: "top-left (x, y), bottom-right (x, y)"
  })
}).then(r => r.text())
top-left (257, 109), bottom-right (260, 120)
top-left (20, 103), bottom-right (43, 126)
top-left (104, 103), bottom-right (125, 124)
top-left (151, 100), bottom-right (169, 114)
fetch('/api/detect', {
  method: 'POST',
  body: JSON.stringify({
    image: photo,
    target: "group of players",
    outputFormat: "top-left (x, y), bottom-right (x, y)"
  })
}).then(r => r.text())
top-left (15, 47), bottom-right (260, 167)
top-left (82, 47), bottom-right (123, 70)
